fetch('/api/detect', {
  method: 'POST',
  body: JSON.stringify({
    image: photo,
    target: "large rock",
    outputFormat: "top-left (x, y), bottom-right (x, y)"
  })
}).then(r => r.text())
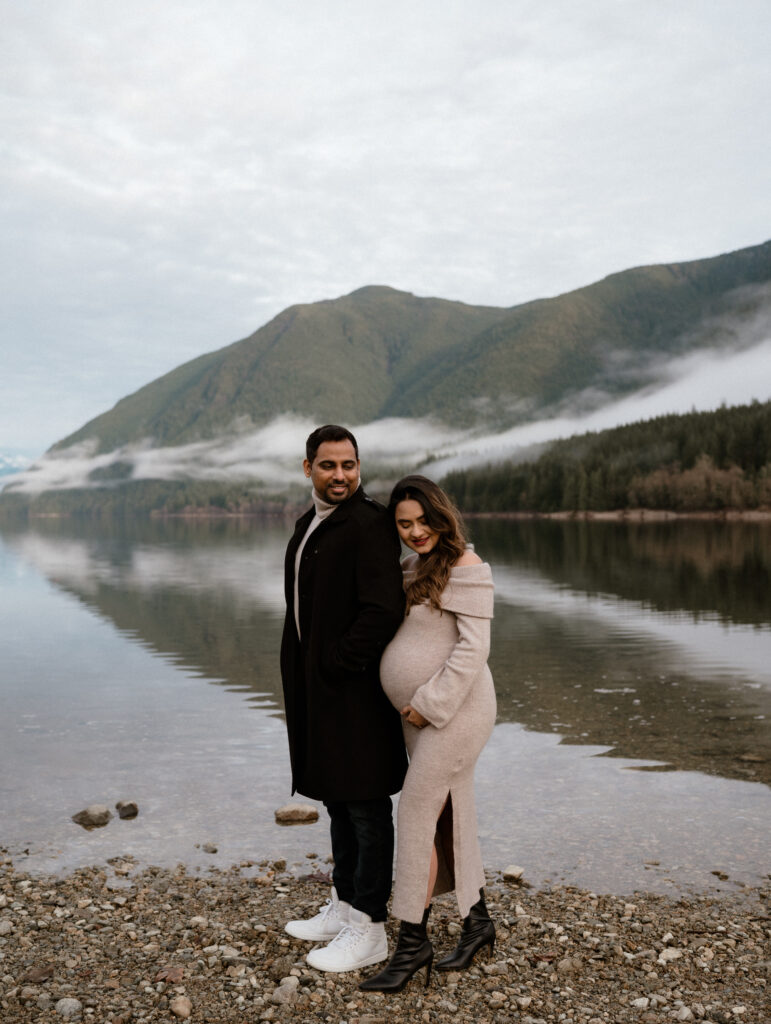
top-left (274, 802), bottom-right (319, 825)
top-left (71, 805), bottom-right (113, 829)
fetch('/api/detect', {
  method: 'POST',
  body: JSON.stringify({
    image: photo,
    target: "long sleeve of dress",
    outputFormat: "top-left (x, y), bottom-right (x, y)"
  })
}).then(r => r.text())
top-left (408, 610), bottom-right (491, 729)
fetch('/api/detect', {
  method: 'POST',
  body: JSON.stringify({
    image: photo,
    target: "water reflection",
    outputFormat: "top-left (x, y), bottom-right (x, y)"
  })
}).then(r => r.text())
top-left (471, 518), bottom-right (771, 627)
top-left (3, 517), bottom-right (769, 792)
top-left (2, 516), bottom-right (769, 890)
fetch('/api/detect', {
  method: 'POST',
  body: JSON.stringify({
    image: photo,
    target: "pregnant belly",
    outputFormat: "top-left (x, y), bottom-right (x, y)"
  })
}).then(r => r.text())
top-left (380, 607), bottom-right (456, 710)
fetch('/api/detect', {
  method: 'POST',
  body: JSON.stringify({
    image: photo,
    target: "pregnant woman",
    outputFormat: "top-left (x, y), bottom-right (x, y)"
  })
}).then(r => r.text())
top-left (360, 475), bottom-right (497, 993)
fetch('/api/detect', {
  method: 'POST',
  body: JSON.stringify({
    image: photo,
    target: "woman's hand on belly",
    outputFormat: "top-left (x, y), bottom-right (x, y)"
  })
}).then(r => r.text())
top-left (401, 704), bottom-right (430, 729)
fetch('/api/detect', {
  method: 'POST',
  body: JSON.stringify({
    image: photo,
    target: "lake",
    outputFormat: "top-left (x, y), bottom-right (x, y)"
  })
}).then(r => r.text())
top-left (1, 515), bottom-right (769, 896)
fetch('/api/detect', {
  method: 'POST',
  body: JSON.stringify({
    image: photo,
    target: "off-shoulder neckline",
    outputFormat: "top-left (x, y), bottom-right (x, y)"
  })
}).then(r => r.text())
top-left (401, 553), bottom-right (490, 573)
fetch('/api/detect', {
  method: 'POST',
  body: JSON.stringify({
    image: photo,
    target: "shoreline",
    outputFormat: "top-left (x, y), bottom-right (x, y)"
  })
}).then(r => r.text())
top-left (17, 505), bottom-right (771, 522)
top-left (1, 855), bottom-right (768, 1023)
top-left (463, 508), bottom-right (771, 522)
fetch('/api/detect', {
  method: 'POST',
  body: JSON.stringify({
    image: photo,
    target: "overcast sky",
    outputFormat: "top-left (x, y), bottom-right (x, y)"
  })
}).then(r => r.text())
top-left (2, 0), bottom-right (769, 457)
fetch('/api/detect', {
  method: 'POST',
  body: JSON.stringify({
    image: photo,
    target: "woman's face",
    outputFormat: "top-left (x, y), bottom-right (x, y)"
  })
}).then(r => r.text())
top-left (394, 498), bottom-right (440, 556)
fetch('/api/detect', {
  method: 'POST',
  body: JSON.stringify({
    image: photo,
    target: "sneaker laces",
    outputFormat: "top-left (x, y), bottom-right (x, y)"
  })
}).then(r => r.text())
top-left (314, 898), bottom-right (338, 922)
top-left (325, 921), bottom-right (366, 952)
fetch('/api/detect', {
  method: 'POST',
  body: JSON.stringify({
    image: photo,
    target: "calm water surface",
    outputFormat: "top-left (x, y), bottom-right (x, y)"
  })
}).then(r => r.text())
top-left (1, 516), bottom-right (769, 895)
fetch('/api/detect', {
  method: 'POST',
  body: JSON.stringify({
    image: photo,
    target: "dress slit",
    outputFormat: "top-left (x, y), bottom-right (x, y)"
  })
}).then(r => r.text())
top-left (433, 792), bottom-right (455, 896)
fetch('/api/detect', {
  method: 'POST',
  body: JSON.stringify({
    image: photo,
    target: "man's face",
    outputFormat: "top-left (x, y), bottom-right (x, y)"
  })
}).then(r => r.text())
top-left (303, 439), bottom-right (360, 504)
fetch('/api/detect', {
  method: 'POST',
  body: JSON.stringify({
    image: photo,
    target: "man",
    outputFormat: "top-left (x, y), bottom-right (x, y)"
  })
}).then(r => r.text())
top-left (280, 424), bottom-right (407, 972)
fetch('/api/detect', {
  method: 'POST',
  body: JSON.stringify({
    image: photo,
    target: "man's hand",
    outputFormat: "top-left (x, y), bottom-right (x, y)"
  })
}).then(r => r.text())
top-left (401, 704), bottom-right (429, 729)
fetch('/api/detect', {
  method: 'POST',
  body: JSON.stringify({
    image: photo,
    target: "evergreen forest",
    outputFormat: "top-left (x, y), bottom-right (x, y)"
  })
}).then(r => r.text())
top-left (443, 400), bottom-right (771, 514)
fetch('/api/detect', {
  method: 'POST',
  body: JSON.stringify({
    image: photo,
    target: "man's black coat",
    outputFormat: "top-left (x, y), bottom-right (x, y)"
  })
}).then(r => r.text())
top-left (280, 487), bottom-right (408, 801)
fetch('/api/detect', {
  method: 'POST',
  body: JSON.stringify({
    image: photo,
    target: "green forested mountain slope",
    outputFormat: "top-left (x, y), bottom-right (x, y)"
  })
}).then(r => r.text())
top-left (55, 239), bottom-right (771, 454)
top-left (54, 287), bottom-right (505, 452)
top-left (390, 240), bottom-right (771, 420)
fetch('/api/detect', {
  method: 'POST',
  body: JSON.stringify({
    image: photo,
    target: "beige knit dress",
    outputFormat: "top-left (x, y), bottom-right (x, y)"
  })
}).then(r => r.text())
top-left (380, 554), bottom-right (496, 924)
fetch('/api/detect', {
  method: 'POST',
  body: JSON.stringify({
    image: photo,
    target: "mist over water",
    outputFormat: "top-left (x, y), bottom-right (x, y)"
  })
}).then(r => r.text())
top-left (4, 301), bottom-right (771, 495)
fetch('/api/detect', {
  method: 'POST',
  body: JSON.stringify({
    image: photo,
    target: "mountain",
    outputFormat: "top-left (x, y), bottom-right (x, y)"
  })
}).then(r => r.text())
top-left (54, 240), bottom-right (771, 454)
top-left (54, 290), bottom-right (505, 453)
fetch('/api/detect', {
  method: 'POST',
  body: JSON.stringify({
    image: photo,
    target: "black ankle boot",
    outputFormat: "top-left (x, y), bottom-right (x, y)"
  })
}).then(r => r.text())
top-left (359, 906), bottom-right (433, 992)
top-left (436, 889), bottom-right (495, 970)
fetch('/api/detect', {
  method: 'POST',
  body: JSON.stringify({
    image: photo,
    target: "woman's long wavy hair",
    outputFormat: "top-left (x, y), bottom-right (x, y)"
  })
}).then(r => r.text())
top-left (388, 475), bottom-right (468, 613)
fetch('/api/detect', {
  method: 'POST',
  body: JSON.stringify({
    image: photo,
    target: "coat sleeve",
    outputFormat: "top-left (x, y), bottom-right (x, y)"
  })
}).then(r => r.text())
top-left (408, 611), bottom-right (491, 729)
top-left (329, 512), bottom-right (405, 675)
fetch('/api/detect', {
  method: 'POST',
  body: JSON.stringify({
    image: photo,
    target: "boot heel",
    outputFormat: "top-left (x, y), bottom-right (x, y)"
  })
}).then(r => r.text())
top-left (424, 953), bottom-right (433, 988)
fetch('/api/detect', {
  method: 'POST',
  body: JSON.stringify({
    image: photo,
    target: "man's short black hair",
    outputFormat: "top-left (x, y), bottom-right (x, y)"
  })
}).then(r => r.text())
top-left (305, 425), bottom-right (359, 464)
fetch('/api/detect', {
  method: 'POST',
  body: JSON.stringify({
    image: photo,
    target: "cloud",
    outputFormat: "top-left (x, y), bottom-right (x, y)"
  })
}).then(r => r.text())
top-left (2, 1), bottom-right (770, 452)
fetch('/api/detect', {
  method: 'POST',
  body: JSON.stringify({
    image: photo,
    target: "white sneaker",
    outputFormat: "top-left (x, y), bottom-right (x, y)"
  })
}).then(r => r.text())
top-left (285, 888), bottom-right (351, 941)
top-left (305, 907), bottom-right (388, 972)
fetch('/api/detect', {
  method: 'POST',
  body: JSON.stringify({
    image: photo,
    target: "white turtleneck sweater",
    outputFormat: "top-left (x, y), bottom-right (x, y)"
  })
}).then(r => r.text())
top-left (293, 488), bottom-right (343, 639)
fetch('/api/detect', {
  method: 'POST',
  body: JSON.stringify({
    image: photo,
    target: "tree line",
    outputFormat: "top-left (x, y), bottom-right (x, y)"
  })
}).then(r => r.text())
top-left (442, 400), bottom-right (771, 513)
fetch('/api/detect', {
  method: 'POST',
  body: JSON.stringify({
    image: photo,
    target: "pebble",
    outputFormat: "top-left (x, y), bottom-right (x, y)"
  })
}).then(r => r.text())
top-left (55, 996), bottom-right (83, 1018)
top-left (169, 994), bottom-right (193, 1018)
top-left (659, 947), bottom-right (684, 964)
top-left (0, 858), bottom-right (767, 1024)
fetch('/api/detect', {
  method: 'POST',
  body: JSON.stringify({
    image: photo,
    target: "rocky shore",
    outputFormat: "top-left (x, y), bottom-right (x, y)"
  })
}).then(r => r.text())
top-left (1, 854), bottom-right (768, 1024)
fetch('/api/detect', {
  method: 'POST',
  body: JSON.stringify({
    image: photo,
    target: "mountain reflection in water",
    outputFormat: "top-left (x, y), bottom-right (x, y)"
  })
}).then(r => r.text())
top-left (1, 515), bottom-right (769, 890)
top-left (6, 516), bottom-right (768, 786)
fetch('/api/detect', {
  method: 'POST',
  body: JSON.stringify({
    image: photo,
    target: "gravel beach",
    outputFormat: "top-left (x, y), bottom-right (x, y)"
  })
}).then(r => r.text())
top-left (1, 853), bottom-right (769, 1024)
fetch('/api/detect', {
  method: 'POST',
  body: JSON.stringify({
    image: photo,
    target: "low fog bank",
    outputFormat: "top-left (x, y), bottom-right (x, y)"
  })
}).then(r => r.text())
top-left (1, 416), bottom-right (467, 496)
top-left (4, 330), bottom-right (771, 498)
top-left (429, 334), bottom-right (771, 476)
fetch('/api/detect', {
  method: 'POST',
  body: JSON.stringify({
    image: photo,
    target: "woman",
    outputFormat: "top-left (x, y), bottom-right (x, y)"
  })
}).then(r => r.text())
top-left (360, 475), bottom-right (497, 993)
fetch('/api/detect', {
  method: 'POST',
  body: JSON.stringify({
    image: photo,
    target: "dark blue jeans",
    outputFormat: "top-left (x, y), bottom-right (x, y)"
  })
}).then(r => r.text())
top-left (324, 797), bottom-right (394, 922)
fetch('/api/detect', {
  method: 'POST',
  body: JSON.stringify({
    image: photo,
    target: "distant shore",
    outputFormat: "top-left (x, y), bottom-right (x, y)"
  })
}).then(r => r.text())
top-left (5, 501), bottom-right (768, 522)
top-left (463, 507), bottom-right (771, 522)
top-left (145, 507), bottom-right (771, 524)
top-left (141, 506), bottom-right (771, 522)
